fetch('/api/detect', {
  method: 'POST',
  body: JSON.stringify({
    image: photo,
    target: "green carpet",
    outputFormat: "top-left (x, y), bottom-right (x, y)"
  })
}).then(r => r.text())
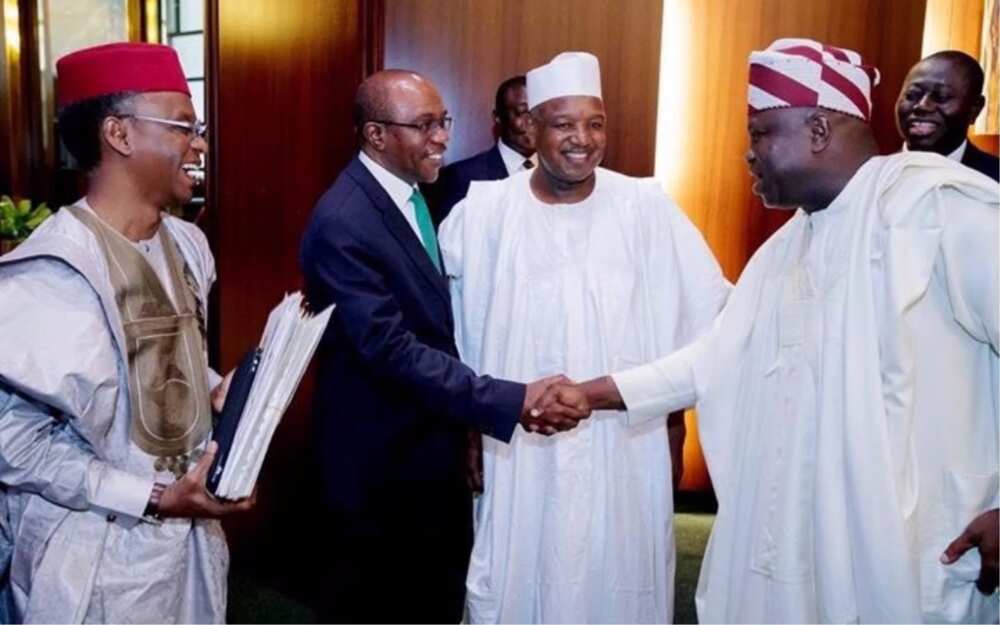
top-left (226, 511), bottom-right (716, 623)
top-left (673, 511), bottom-right (715, 624)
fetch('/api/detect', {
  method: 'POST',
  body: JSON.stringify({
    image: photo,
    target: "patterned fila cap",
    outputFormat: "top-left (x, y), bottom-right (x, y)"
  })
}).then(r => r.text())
top-left (748, 38), bottom-right (881, 122)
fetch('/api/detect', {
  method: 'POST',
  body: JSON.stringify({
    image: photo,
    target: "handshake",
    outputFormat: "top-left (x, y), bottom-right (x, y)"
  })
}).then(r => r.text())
top-left (519, 374), bottom-right (592, 435)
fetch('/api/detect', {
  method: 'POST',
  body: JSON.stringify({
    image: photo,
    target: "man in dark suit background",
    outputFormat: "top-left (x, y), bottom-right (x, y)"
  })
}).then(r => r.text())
top-left (299, 70), bottom-right (588, 624)
top-left (428, 75), bottom-right (537, 221)
top-left (896, 50), bottom-right (999, 181)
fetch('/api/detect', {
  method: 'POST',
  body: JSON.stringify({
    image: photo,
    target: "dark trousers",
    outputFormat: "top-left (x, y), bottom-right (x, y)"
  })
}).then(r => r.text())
top-left (315, 495), bottom-right (473, 623)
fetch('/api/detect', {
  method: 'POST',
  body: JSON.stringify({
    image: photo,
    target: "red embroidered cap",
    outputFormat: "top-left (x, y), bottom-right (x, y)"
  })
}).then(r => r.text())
top-left (56, 42), bottom-right (190, 108)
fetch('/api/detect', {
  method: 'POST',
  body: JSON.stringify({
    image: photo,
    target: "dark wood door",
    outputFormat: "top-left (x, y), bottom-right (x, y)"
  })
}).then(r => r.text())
top-left (205, 0), bottom-right (370, 599)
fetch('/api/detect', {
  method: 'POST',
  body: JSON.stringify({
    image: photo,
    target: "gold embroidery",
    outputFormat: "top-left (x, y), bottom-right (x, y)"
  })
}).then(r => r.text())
top-left (67, 206), bottom-right (211, 463)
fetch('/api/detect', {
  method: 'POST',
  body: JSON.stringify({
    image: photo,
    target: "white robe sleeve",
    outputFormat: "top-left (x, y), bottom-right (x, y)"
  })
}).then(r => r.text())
top-left (937, 186), bottom-right (999, 352)
top-left (0, 259), bottom-right (153, 521)
top-left (614, 182), bottom-right (729, 424)
top-left (658, 188), bottom-right (731, 346)
top-left (439, 198), bottom-right (468, 359)
top-left (613, 316), bottom-right (718, 425)
top-left (0, 388), bottom-right (153, 520)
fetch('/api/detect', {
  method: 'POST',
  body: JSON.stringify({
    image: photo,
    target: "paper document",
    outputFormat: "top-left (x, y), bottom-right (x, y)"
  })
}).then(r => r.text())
top-left (209, 292), bottom-right (333, 499)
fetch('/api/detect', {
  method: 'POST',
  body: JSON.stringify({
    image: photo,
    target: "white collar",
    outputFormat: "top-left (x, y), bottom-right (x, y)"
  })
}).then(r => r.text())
top-left (359, 150), bottom-right (417, 210)
top-left (946, 139), bottom-right (968, 162)
top-left (497, 139), bottom-right (537, 175)
top-left (901, 139), bottom-right (968, 163)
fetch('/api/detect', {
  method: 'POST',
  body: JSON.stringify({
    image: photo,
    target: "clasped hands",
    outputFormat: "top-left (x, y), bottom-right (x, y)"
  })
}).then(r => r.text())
top-left (520, 374), bottom-right (591, 435)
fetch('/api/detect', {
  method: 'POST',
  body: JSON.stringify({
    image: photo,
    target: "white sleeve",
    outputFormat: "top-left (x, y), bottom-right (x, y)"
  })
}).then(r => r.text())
top-left (664, 196), bottom-right (731, 344)
top-left (613, 318), bottom-right (718, 425)
top-left (0, 258), bottom-right (154, 521)
top-left (0, 387), bottom-right (153, 521)
top-left (206, 364), bottom-right (223, 391)
top-left (439, 198), bottom-right (468, 357)
top-left (439, 197), bottom-right (467, 281)
top-left (938, 188), bottom-right (999, 352)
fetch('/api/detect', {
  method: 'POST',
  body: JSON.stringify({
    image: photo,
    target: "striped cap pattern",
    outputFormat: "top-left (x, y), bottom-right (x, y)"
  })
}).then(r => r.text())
top-left (748, 38), bottom-right (881, 122)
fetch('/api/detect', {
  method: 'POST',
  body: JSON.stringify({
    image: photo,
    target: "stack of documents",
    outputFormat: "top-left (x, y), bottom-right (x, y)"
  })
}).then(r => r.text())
top-left (208, 292), bottom-right (334, 499)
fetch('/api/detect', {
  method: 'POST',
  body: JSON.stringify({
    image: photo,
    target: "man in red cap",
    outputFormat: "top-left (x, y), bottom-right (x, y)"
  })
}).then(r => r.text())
top-left (545, 39), bottom-right (998, 623)
top-left (0, 42), bottom-right (253, 623)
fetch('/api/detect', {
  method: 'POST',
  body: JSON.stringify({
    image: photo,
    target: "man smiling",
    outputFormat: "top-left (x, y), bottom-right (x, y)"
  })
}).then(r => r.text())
top-left (300, 69), bottom-right (587, 623)
top-left (0, 42), bottom-right (252, 623)
top-left (554, 38), bottom-right (999, 623)
top-left (432, 75), bottom-right (537, 220)
top-left (896, 50), bottom-right (998, 181)
top-left (439, 52), bottom-right (729, 623)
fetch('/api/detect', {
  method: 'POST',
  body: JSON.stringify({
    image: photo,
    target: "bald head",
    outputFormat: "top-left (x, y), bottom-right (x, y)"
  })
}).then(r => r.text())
top-left (923, 50), bottom-right (984, 96)
top-left (746, 106), bottom-right (877, 212)
top-left (354, 69), bottom-right (449, 184)
top-left (354, 70), bottom-right (423, 131)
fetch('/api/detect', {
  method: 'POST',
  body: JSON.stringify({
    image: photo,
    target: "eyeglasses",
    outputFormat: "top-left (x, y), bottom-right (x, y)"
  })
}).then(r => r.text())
top-left (122, 114), bottom-right (208, 139)
top-left (369, 116), bottom-right (453, 134)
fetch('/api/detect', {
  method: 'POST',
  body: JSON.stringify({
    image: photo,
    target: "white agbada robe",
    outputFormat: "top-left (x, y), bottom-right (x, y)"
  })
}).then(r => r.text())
top-left (0, 203), bottom-right (228, 623)
top-left (439, 168), bottom-right (729, 623)
top-left (613, 153), bottom-right (999, 623)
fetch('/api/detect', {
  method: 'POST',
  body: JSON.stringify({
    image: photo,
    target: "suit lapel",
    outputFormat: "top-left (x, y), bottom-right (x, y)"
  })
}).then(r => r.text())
top-left (485, 145), bottom-right (508, 179)
top-left (961, 144), bottom-right (980, 168)
top-left (346, 157), bottom-right (450, 304)
top-left (961, 144), bottom-right (992, 176)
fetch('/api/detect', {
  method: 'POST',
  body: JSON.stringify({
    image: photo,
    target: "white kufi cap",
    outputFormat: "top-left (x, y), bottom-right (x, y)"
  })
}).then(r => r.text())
top-left (526, 51), bottom-right (602, 109)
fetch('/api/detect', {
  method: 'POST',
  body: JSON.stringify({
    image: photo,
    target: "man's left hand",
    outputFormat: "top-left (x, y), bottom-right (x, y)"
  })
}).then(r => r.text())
top-left (941, 508), bottom-right (999, 595)
top-left (466, 428), bottom-right (484, 494)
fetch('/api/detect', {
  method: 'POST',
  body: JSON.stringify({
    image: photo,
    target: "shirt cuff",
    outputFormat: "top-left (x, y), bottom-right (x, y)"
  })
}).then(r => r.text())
top-left (207, 365), bottom-right (223, 391)
top-left (613, 358), bottom-right (698, 427)
top-left (88, 462), bottom-right (156, 524)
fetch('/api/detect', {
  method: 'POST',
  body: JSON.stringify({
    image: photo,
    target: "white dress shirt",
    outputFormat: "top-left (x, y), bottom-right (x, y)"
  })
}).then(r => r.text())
top-left (947, 139), bottom-right (968, 162)
top-left (359, 150), bottom-right (425, 244)
top-left (497, 139), bottom-right (537, 176)
top-left (902, 139), bottom-right (967, 163)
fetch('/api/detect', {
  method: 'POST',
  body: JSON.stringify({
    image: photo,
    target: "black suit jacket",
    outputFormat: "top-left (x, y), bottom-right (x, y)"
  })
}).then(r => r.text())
top-left (961, 142), bottom-right (1000, 182)
top-left (426, 144), bottom-right (509, 224)
top-left (300, 155), bottom-right (522, 525)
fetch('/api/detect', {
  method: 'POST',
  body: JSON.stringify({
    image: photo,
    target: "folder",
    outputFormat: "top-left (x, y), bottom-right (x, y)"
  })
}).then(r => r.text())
top-left (206, 292), bottom-right (333, 500)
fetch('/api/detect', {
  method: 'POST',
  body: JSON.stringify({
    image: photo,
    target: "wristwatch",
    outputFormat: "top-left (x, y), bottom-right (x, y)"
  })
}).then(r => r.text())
top-left (144, 482), bottom-right (167, 520)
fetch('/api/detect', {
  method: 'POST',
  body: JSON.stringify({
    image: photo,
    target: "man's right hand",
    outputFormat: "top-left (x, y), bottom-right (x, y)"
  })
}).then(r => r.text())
top-left (156, 441), bottom-right (257, 519)
top-left (519, 375), bottom-right (591, 435)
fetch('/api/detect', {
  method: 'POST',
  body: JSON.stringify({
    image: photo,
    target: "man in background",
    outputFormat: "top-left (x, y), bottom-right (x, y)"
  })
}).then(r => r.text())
top-left (0, 42), bottom-right (252, 623)
top-left (896, 50), bottom-right (999, 180)
top-left (440, 51), bottom-right (729, 624)
top-left (299, 69), bottom-right (587, 624)
top-left (429, 75), bottom-right (536, 221)
top-left (560, 38), bottom-right (998, 623)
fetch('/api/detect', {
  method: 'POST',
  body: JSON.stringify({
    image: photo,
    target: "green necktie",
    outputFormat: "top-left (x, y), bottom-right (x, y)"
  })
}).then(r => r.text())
top-left (410, 189), bottom-right (441, 273)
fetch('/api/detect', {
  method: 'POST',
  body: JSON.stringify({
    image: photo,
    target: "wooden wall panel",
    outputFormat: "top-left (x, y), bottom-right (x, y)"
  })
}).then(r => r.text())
top-left (981, 0), bottom-right (998, 136)
top-left (922, 0), bottom-right (984, 58)
top-left (0, 0), bottom-right (46, 200)
top-left (383, 0), bottom-right (663, 176)
top-left (207, 0), bottom-right (365, 589)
